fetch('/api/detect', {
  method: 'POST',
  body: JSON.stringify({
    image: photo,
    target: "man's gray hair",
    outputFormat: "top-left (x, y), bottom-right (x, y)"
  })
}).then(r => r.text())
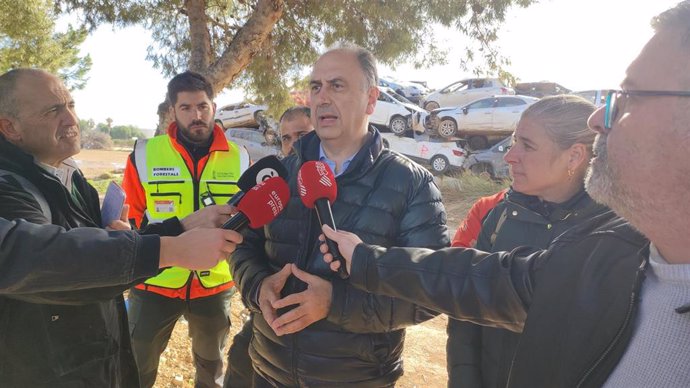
top-left (0, 68), bottom-right (51, 119)
top-left (653, 0), bottom-right (690, 41)
top-left (324, 43), bottom-right (378, 90)
top-left (0, 69), bottom-right (23, 118)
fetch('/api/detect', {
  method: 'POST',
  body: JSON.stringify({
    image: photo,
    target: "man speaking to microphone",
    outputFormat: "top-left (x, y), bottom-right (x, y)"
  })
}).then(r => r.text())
top-left (229, 44), bottom-right (449, 387)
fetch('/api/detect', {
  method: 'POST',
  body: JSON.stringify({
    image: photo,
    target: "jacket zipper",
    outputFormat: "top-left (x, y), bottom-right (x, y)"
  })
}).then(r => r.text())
top-left (575, 258), bottom-right (647, 387)
top-left (290, 209), bottom-right (315, 383)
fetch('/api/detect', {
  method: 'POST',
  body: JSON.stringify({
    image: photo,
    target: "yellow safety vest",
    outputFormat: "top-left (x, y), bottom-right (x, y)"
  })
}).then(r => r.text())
top-left (134, 135), bottom-right (249, 289)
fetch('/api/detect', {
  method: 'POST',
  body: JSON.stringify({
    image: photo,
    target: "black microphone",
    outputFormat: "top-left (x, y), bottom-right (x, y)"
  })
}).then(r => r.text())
top-left (297, 161), bottom-right (348, 279)
top-left (227, 155), bottom-right (288, 206)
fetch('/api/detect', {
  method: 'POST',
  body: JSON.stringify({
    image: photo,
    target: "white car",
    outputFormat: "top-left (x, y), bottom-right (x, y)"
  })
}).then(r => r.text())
top-left (571, 90), bottom-right (610, 107)
top-left (225, 128), bottom-right (280, 161)
top-left (381, 132), bottom-right (466, 174)
top-left (379, 77), bottom-right (426, 103)
top-left (427, 95), bottom-right (538, 150)
top-left (215, 102), bottom-right (267, 129)
top-left (371, 87), bottom-right (426, 135)
top-left (423, 78), bottom-right (514, 111)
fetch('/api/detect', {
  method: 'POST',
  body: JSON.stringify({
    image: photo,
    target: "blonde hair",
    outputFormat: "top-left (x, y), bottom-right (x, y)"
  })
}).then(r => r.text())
top-left (521, 95), bottom-right (597, 155)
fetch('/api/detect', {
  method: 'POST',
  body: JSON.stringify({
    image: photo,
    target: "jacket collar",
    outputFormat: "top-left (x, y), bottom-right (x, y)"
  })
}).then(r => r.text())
top-left (505, 187), bottom-right (596, 221)
top-left (292, 126), bottom-right (384, 179)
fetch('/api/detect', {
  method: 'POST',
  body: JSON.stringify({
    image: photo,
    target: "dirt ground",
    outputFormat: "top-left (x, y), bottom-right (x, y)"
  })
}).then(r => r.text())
top-left (76, 149), bottom-right (499, 388)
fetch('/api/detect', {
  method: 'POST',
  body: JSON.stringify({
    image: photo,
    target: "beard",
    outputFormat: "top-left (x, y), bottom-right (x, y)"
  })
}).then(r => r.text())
top-left (585, 133), bottom-right (652, 227)
top-left (176, 119), bottom-right (214, 144)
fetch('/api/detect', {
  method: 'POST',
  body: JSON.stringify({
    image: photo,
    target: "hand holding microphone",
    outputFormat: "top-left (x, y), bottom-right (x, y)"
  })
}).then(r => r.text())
top-left (297, 161), bottom-right (349, 279)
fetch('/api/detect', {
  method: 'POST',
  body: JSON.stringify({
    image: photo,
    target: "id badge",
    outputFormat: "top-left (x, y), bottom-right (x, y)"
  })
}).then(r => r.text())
top-left (154, 200), bottom-right (175, 213)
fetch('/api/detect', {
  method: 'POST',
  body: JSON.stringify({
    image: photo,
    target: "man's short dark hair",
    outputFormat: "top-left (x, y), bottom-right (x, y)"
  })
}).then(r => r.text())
top-left (167, 71), bottom-right (214, 106)
top-left (279, 106), bottom-right (311, 123)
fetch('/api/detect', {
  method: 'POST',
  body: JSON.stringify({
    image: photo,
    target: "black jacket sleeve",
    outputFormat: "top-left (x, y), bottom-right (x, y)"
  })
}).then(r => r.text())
top-left (326, 173), bottom-right (449, 332)
top-left (348, 243), bottom-right (542, 332)
top-left (0, 219), bottom-right (160, 298)
top-left (228, 226), bottom-right (273, 311)
top-left (0, 180), bottom-right (160, 305)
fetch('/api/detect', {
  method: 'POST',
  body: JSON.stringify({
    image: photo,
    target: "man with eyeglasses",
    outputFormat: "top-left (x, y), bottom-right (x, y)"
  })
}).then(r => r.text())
top-left (316, 2), bottom-right (690, 387)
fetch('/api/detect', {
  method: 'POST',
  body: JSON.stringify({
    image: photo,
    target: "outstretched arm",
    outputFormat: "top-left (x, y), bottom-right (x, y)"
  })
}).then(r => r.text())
top-left (321, 225), bottom-right (540, 332)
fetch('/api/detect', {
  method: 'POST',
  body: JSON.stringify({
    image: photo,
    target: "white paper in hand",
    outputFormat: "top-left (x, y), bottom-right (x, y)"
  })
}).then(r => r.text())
top-left (101, 181), bottom-right (126, 227)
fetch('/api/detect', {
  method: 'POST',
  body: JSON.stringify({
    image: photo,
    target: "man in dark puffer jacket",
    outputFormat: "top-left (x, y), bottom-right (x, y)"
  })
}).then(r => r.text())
top-left (229, 45), bottom-right (449, 387)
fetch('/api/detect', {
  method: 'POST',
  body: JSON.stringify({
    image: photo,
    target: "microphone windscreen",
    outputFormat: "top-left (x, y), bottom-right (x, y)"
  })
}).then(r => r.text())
top-left (237, 176), bottom-right (290, 229)
top-left (297, 161), bottom-right (337, 209)
top-left (237, 155), bottom-right (288, 192)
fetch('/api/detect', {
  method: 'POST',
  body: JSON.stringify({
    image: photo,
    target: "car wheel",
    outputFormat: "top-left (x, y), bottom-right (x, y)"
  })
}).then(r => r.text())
top-left (430, 154), bottom-right (449, 174)
top-left (424, 101), bottom-right (440, 111)
top-left (389, 115), bottom-right (407, 135)
top-left (215, 119), bottom-right (226, 129)
top-left (470, 163), bottom-right (494, 179)
top-left (468, 136), bottom-right (489, 151)
top-left (438, 118), bottom-right (458, 138)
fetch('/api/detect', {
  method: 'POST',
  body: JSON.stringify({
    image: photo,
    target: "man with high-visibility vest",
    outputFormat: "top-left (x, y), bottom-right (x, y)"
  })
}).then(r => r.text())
top-left (122, 71), bottom-right (250, 388)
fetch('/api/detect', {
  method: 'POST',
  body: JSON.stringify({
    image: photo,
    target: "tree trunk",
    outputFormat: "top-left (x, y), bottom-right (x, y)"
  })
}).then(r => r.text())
top-left (186, 0), bottom-right (211, 72)
top-left (205, 0), bottom-right (284, 97)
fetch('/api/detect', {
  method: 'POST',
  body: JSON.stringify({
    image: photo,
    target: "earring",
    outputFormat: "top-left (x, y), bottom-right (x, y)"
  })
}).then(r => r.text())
top-left (567, 169), bottom-right (574, 179)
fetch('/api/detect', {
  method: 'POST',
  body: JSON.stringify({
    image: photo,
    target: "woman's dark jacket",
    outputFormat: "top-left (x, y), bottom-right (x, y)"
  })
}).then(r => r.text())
top-left (447, 189), bottom-right (609, 388)
top-left (348, 210), bottom-right (649, 388)
top-left (229, 128), bottom-right (449, 387)
top-left (0, 138), bottom-right (163, 387)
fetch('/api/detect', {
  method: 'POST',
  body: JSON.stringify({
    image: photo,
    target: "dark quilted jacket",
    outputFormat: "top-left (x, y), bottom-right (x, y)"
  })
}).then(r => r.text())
top-left (230, 128), bottom-right (449, 387)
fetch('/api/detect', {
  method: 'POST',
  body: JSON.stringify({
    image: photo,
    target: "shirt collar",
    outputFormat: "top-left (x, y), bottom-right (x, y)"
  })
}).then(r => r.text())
top-left (318, 144), bottom-right (356, 177)
top-left (36, 158), bottom-right (79, 189)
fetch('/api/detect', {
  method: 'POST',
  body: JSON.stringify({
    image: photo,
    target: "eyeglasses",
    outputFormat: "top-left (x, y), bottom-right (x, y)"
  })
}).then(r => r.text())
top-left (604, 89), bottom-right (690, 129)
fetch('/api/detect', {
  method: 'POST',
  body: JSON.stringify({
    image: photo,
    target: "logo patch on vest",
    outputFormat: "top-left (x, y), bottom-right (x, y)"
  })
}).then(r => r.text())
top-left (154, 200), bottom-right (175, 213)
top-left (152, 167), bottom-right (181, 177)
top-left (199, 271), bottom-right (211, 277)
top-left (213, 171), bottom-right (236, 179)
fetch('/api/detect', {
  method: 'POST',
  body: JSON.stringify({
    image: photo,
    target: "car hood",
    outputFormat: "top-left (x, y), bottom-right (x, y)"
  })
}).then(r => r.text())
top-left (431, 107), bottom-right (458, 114)
top-left (403, 102), bottom-right (425, 113)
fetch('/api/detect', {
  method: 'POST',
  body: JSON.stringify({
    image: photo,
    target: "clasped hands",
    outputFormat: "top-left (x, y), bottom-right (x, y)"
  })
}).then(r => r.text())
top-left (258, 263), bottom-right (333, 336)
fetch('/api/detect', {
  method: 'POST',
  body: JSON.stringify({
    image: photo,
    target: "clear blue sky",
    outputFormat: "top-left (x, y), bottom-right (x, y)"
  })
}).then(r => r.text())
top-left (69, 0), bottom-right (679, 131)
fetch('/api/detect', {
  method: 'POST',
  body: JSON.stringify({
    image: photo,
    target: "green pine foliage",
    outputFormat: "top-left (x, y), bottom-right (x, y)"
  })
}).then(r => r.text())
top-left (0, 0), bottom-right (91, 89)
top-left (55, 0), bottom-right (534, 116)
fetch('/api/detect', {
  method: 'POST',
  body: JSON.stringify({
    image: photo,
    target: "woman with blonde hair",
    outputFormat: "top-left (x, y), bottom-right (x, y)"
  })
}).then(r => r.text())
top-left (447, 95), bottom-right (609, 388)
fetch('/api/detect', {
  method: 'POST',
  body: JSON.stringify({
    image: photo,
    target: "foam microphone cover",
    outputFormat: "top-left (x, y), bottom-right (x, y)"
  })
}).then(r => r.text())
top-left (237, 155), bottom-right (288, 192)
top-left (236, 176), bottom-right (290, 229)
top-left (297, 161), bottom-right (337, 208)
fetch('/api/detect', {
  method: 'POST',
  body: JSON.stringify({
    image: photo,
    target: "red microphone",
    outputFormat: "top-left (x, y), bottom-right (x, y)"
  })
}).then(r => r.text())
top-left (298, 161), bottom-right (349, 279)
top-left (222, 176), bottom-right (290, 231)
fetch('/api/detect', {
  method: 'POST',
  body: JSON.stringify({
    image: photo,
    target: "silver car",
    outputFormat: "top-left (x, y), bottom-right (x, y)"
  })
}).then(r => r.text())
top-left (462, 136), bottom-right (511, 179)
top-left (427, 95), bottom-right (537, 150)
top-left (422, 78), bottom-right (514, 111)
top-left (224, 128), bottom-right (280, 162)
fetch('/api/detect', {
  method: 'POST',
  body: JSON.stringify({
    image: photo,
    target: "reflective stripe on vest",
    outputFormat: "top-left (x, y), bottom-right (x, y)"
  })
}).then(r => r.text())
top-left (134, 135), bottom-right (247, 289)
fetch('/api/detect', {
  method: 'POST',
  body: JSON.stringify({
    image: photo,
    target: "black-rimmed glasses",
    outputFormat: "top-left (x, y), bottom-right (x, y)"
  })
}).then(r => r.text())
top-left (604, 89), bottom-right (690, 129)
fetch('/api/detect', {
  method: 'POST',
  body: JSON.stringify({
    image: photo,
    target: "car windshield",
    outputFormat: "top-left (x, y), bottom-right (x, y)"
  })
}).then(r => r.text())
top-left (389, 91), bottom-right (413, 104)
